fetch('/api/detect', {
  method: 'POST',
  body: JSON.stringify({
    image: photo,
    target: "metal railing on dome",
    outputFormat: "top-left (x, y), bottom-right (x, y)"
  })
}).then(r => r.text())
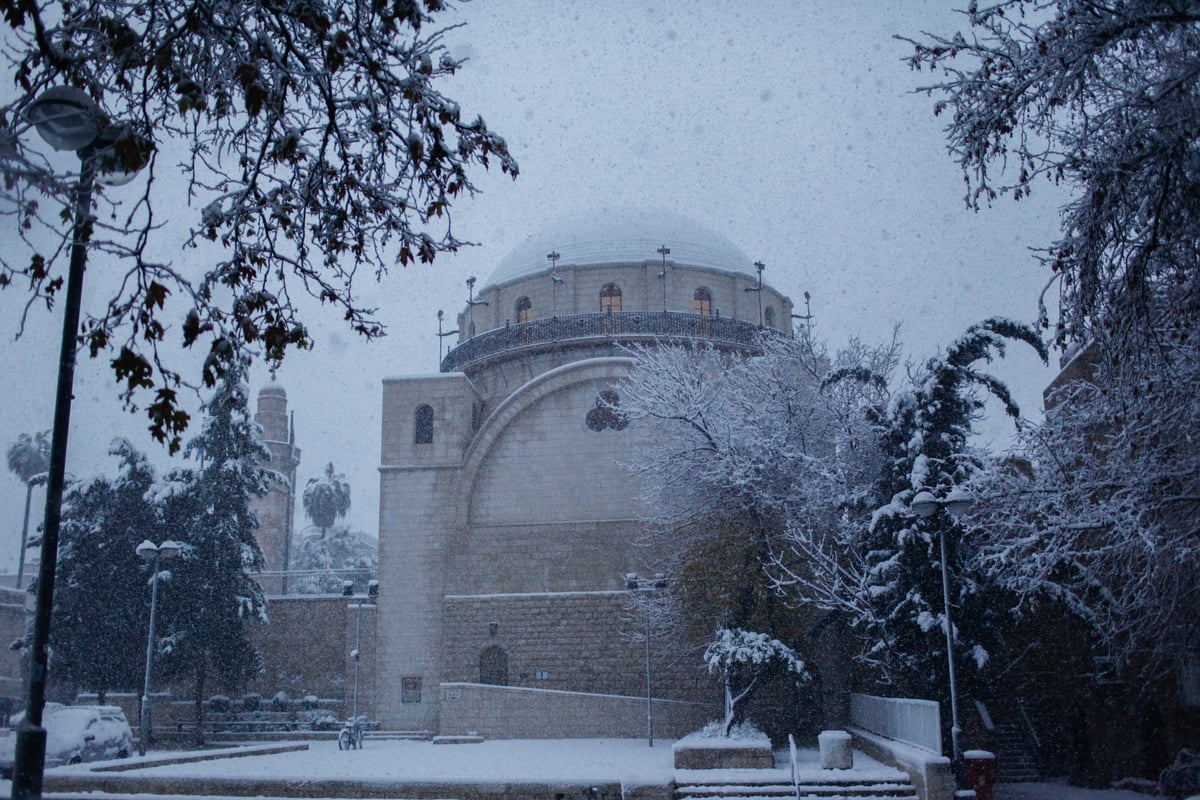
top-left (440, 310), bottom-right (767, 373)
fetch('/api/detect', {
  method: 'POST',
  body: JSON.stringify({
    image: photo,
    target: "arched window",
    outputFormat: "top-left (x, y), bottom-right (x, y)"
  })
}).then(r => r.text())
top-left (600, 283), bottom-right (622, 314)
top-left (480, 646), bottom-right (509, 686)
top-left (516, 297), bottom-right (532, 324)
top-left (764, 306), bottom-right (776, 328)
top-left (693, 287), bottom-right (713, 316)
top-left (414, 404), bottom-right (433, 444)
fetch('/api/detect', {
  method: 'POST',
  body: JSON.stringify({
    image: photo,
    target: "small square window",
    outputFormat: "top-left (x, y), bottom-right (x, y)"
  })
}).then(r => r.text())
top-left (401, 676), bottom-right (422, 703)
top-left (534, 670), bottom-right (550, 681)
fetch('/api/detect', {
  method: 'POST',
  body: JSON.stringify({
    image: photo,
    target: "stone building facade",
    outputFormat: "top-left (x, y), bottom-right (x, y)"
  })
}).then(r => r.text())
top-left (373, 208), bottom-right (795, 737)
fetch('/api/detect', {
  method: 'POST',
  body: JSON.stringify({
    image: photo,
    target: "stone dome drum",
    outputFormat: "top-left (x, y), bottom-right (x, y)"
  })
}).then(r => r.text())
top-left (443, 208), bottom-right (793, 379)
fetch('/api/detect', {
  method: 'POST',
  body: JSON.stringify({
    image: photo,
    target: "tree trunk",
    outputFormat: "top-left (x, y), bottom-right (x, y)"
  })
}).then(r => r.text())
top-left (192, 661), bottom-right (206, 747)
top-left (723, 674), bottom-right (734, 736)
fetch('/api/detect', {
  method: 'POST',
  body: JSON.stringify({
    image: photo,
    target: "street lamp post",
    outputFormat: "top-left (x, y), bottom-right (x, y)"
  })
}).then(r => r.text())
top-left (656, 246), bottom-right (670, 311)
top-left (12, 87), bottom-right (147, 800)
top-left (344, 579), bottom-right (379, 727)
top-left (625, 572), bottom-right (667, 747)
top-left (911, 487), bottom-right (972, 769)
top-left (137, 540), bottom-right (180, 756)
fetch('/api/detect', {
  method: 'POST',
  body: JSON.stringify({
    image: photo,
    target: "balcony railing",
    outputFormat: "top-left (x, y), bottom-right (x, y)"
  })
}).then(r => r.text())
top-left (441, 310), bottom-right (766, 373)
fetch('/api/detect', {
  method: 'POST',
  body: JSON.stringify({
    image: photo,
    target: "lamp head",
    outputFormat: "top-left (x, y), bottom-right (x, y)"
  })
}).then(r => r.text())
top-left (135, 539), bottom-right (158, 561)
top-left (25, 87), bottom-right (102, 152)
top-left (157, 540), bottom-right (182, 560)
top-left (911, 490), bottom-right (938, 518)
top-left (943, 488), bottom-right (972, 517)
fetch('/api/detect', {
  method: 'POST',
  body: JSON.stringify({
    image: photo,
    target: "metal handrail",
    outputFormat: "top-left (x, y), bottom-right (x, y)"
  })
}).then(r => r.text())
top-left (440, 310), bottom-right (768, 373)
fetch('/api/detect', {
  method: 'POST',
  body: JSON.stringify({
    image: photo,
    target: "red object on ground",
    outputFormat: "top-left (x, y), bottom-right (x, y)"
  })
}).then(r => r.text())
top-left (964, 750), bottom-right (996, 800)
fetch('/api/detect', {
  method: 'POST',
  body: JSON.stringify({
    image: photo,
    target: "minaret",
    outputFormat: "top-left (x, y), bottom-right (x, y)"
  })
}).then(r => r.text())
top-left (252, 382), bottom-right (301, 594)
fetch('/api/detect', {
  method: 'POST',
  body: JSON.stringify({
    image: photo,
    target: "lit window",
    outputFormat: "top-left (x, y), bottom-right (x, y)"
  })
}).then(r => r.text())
top-left (600, 283), bottom-right (622, 313)
top-left (516, 297), bottom-right (532, 324)
top-left (414, 404), bottom-right (433, 444)
top-left (693, 287), bottom-right (712, 316)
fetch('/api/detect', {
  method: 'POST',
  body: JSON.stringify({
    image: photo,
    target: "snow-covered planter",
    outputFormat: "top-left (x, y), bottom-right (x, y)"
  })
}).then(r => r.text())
top-left (673, 721), bottom-right (774, 770)
top-left (206, 695), bottom-right (231, 713)
top-left (242, 692), bottom-right (262, 712)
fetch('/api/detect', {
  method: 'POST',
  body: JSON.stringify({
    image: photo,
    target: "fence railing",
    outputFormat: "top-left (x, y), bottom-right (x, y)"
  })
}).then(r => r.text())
top-left (254, 567), bottom-right (377, 596)
top-left (441, 310), bottom-right (767, 373)
top-left (849, 693), bottom-right (942, 755)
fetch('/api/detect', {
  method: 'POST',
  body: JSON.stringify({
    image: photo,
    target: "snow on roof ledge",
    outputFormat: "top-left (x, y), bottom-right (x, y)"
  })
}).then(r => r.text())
top-left (484, 206), bottom-right (755, 287)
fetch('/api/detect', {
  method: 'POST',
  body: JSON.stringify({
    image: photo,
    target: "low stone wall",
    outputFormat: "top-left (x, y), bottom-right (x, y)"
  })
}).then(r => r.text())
top-left (850, 726), bottom-right (956, 800)
top-left (439, 682), bottom-right (714, 740)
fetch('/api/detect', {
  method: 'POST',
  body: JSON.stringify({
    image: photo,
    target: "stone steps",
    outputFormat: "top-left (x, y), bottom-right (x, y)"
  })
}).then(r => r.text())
top-left (676, 777), bottom-right (918, 800)
top-left (993, 722), bottom-right (1040, 782)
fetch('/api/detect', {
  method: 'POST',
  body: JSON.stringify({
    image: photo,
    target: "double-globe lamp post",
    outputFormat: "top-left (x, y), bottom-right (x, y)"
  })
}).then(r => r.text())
top-left (137, 540), bottom-right (180, 756)
top-left (910, 487), bottom-right (972, 769)
top-left (12, 87), bottom-right (146, 800)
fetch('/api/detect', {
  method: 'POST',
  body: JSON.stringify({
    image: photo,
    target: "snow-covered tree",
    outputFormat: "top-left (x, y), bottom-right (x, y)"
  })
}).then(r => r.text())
top-left (965, 359), bottom-right (1200, 685)
top-left (620, 331), bottom-right (898, 730)
top-left (291, 524), bottom-right (377, 594)
top-left (703, 627), bottom-right (807, 736)
top-left (302, 463), bottom-right (351, 538)
top-left (6, 430), bottom-right (50, 587)
top-left (0, 0), bottom-right (517, 450)
top-left (805, 319), bottom-right (1046, 697)
top-left (154, 364), bottom-right (270, 740)
top-left (31, 440), bottom-right (155, 701)
top-left (902, 1), bottom-right (1199, 357)
top-left (905, 0), bottom-right (1200, 696)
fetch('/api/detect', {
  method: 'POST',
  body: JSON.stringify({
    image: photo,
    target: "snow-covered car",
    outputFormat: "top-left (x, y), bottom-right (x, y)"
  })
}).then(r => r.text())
top-left (0, 705), bottom-right (133, 777)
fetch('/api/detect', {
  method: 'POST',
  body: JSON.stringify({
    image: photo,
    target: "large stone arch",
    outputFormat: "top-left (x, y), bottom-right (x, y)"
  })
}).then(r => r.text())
top-left (454, 356), bottom-right (636, 530)
top-left (444, 356), bottom-right (648, 594)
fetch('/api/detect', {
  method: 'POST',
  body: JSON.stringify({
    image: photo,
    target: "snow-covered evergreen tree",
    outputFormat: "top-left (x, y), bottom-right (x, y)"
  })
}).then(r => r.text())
top-left (291, 524), bottom-right (377, 594)
top-left (154, 364), bottom-right (270, 741)
top-left (32, 440), bottom-right (156, 700)
top-left (833, 319), bottom-right (1046, 697)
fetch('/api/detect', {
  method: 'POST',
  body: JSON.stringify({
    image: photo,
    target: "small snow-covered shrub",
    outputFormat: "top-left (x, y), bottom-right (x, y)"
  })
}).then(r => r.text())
top-left (302, 694), bottom-right (319, 710)
top-left (297, 708), bottom-right (338, 730)
top-left (271, 691), bottom-right (291, 711)
top-left (207, 695), bottom-right (231, 713)
top-left (242, 692), bottom-right (262, 712)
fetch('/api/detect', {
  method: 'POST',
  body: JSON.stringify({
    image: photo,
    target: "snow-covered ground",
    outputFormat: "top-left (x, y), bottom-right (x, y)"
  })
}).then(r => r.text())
top-left (995, 780), bottom-right (1155, 800)
top-left (0, 739), bottom-right (1168, 799)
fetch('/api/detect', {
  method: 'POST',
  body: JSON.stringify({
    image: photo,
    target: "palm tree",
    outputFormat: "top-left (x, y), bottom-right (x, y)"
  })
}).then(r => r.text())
top-left (302, 462), bottom-right (351, 538)
top-left (6, 431), bottom-right (51, 588)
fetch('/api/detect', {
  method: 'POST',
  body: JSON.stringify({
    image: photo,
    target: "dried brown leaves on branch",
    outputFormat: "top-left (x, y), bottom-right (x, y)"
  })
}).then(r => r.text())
top-left (0, 0), bottom-right (517, 450)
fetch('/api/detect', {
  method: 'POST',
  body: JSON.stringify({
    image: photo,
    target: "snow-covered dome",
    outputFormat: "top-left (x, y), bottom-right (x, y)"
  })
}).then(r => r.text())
top-left (484, 207), bottom-right (754, 288)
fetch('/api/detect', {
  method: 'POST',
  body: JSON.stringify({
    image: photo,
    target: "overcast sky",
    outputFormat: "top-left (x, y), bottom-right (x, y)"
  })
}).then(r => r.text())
top-left (0, 1), bottom-right (1067, 571)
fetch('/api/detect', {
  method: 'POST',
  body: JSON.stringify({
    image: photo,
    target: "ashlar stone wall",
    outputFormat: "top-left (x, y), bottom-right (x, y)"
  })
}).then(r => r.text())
top-left (442, 591), bottom-right (711, 703)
